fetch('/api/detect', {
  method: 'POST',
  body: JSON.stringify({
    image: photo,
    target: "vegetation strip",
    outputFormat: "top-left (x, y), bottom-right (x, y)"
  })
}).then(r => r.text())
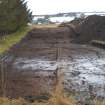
top-left (0, 27), bottom-right (32, 54)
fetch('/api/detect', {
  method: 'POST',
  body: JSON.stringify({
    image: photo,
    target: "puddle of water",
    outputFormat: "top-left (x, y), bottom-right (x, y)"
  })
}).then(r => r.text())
top-left (13, 58), bottom-right (57, 71)
top-left (80, 74), bottom-right (105, 84)
top-left (11, 55), bottom-right (105, 99)
top-left (64, 54), bottom-right (105, 100)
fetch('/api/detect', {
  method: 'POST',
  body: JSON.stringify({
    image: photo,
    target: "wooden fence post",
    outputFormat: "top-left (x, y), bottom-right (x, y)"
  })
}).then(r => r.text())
top-left (0, 56), bottom-right (7, 97)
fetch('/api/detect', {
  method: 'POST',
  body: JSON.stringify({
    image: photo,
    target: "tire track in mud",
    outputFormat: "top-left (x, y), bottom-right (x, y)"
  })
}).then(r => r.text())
top-left (0, 27), bottom-right (105, 102)
top-left (0, 27), bottom-right (70, 98)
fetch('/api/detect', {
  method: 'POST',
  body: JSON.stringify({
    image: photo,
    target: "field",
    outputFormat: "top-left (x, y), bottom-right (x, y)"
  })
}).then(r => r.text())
top-left (0, 24), bottom-right (105, 105)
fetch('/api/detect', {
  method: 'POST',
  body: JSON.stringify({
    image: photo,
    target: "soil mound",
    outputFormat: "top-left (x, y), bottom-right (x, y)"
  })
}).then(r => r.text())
top-left (60, 15), bottom-right (105, 44)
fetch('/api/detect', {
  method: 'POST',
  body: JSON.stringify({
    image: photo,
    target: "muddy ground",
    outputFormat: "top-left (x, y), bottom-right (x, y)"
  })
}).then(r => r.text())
top-left (0, 26), bottom-right (105, 102)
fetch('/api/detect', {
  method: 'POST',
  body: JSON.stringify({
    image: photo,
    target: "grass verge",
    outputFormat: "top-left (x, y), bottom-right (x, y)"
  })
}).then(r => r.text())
top-left (0, 26), bottom-right (32, 54)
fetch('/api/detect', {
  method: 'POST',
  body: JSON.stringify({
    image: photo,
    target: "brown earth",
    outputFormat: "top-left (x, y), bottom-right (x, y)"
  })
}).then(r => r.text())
top-left (0, 27), bottom-right (70, 98)
top-left (0, 25), bottom-right (105, 104)
top-left (60, 15), bottom-right (105, 44)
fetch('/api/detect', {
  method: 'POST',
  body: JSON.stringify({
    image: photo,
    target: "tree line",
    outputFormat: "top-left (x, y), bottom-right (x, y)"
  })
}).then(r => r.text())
top-left (0, 0), bottom-right (32, 35)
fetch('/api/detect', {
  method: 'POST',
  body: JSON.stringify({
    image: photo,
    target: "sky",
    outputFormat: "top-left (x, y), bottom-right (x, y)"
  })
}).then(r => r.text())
top-left (26, 0), bottom-right (105, 15)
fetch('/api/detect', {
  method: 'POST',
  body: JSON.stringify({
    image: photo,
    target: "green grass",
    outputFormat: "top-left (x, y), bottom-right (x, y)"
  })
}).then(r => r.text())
top-left (0, 26), bottom-right (32, 54)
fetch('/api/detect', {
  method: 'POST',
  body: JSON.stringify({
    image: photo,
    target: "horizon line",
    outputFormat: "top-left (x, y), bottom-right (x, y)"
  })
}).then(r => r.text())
top-left (33, 11), bottom-right (105, 16)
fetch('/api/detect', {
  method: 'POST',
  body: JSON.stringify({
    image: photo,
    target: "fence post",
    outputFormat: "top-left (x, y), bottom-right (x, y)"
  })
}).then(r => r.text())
top-left (0, 57), bottom-right (6, 97)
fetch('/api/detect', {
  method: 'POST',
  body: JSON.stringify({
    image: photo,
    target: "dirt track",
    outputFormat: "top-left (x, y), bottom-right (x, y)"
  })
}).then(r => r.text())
top-left (0, 27), bottom-right (105, 101)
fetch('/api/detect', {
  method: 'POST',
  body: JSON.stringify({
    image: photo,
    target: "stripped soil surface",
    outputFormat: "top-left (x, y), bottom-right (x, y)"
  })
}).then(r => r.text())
top-left (0, 26), bottom-right (105, 102)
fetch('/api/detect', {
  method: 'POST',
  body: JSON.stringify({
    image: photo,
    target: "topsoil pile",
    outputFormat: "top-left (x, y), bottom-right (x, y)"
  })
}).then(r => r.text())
top-left (60, 15), bottom-right (105, 44)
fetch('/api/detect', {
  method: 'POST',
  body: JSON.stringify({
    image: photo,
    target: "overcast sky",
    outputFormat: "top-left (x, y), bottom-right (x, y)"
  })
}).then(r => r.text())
top-left (26, 0), bottom-right (105, 15)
